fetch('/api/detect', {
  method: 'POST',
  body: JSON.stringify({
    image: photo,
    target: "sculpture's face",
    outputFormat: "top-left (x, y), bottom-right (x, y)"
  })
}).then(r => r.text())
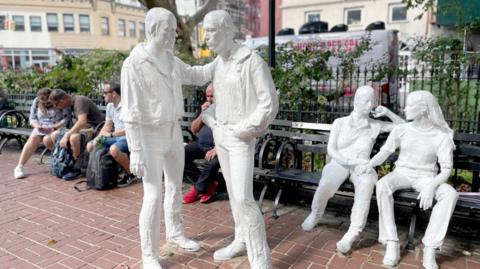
top-left (404, 95), bottom-right (424, 120)
top-left (204, 19), bottom-right (226, 54)
top-left (153, 17), bottom-right (176, 50)
top-left (353, 90), bottom-right (374, 116)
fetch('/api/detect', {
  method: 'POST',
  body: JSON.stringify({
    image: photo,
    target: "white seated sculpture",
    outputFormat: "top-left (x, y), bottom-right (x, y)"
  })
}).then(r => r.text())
top-left (120, 8), bottom-right (213, 269)
top-left (301, 85), bottom-right (405, 254)
top-left (200, 10), bottom-right (279, 269)
top-left (358, 90), bottom-right (458, 269)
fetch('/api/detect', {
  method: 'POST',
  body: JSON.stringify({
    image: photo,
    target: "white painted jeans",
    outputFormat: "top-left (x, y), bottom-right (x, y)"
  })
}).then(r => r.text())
top-left (310, 160), bottom-right (378, 234)
top-left (138, 122), bottom-right (186, 260)
top-left (376, 167), bottom-right (458, 248)
top-left (213, 126), bottom-right (272, 269)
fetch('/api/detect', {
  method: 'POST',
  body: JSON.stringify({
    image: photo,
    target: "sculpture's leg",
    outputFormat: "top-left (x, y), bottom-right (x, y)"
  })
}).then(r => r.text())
top-left (302, 161), bottom-right (349, 232)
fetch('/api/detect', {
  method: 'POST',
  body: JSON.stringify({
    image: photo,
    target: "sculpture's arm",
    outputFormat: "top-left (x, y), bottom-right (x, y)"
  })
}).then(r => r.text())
top-left (230, 55), bottom-right (279, 140)
top-left (202, 103), bottom-right (218, 130)
top-left (178, 57), bottom-right (216, 86)
top-left (374, 106), bottom-right (406, 132)
top-left (327, 120), bottom-right (351, 166)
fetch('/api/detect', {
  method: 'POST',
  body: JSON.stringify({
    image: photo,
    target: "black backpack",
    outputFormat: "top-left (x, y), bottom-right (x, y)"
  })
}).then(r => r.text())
top-left (75, 147), bottom-right (120, 191)
top-left (49, 129), bottom-right (76, 179)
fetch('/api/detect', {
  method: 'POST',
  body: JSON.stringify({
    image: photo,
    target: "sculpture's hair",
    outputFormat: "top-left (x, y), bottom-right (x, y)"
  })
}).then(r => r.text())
top-left (408, 90), bottom-right (453, 138)
top-left (204, 10), bottom-right (237, 33)
top-left (145, 7), bottom-right (176, 41)
top-left (355, 85), bottom-right (374, 99)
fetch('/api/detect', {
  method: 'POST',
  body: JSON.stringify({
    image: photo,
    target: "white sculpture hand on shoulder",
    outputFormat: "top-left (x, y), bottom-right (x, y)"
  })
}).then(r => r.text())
top-left (130, 150), bottom-right (146, 177)
top-left (417, 183), bottom-right (437, 210)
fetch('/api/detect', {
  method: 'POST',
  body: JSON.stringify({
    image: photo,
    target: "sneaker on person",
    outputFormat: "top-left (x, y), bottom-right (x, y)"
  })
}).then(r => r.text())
top-left (183, 185), bottom-right (199, 204)
top-left (62, 169), bottom-right (82, 181)
top-left (14, 165), bottom-right (26, 179)
top-left (118, 173), bottom-right (138, 187)
top-left (200, 181), bottom-right (219, 203)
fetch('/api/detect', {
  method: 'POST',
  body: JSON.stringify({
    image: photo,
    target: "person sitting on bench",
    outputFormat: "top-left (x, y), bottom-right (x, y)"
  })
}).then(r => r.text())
top-left (50, 89), bottom-right (104, 180)
top-left (14, 88), bottom-right (69, 179)
top-left (86, 82), bottom-right (137, 186)
top-left (183, 84), bottom-right (221, 204)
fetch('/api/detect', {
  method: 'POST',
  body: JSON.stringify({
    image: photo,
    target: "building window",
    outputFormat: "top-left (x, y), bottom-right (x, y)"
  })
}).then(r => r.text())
top-left (47, 13), bottom-right (58, 32)
top-left (129, 20), bottom-right (136, 37)
top-left (345, 8), bottom-right (362, 25)
top-left (389, 4), bottom-right (407, 22)
top-left (139, 22), bottom-right (145, 39)
top-left (13, 15), bottom-right (25, 31)
top-left (79, 14), bottom-right (90, 32)
top-left (30, 16), bottom-right (42, 32)
top-left (101, 17), bottom-right (109, 35)
top-left (305, 11), bottom-right (321, 23)
top-left (63, 14), bottom-right (74, 32)
top-left (0, 16), bottom-right (5, 30)
top-left (118, 19), bottom-right (126, 36)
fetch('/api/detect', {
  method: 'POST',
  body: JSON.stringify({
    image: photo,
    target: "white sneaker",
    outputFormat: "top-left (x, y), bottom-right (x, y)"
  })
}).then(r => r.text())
top-left (383, 241), bottom-right (400, 267)
top-left (14, 165), bottom-right (26, 179)
top-left (142, 255), bottom-right (162, 269)
top-left (336, 230), bottom-right (360, 254)
top-left (301, 212), bottom-right (319, 231)
top-left (213, 241), bottom-right (246, 261)
top-left (168, 236), bottom-right (201, 252)
top-left (423, 247), bottom-right (438, 269)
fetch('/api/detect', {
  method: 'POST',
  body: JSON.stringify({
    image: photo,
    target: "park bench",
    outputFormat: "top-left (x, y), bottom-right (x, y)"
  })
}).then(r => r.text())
top-left (256, 119), bottom-right (480, 250)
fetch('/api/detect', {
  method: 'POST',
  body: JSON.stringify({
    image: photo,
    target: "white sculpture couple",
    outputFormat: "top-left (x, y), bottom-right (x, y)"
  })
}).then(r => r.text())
top-left (120, 7), bottom-right (277, 269)
top-left (302, 87), bottom-right (458, 269)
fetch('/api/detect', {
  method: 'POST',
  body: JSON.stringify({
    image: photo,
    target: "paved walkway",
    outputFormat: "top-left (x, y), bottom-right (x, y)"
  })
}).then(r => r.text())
top-left (1, 147), bottom-right (480, 269)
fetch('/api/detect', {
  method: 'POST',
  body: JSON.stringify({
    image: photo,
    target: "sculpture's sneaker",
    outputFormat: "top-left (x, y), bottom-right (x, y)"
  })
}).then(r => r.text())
top-left (213, 242), bottom-right (246, 261)
top-left (142, 255), bottom-right (162, 269)
top-left (422, 247), bottom-right (438, 269)
top-left (301, 212), bottom-right (319, 231)
top-left (336, 230), bottom-right (360, 254)
top-left (383, 241), bottom-right (400, 267)
top-left (168, 236), bottom-right (201, 252)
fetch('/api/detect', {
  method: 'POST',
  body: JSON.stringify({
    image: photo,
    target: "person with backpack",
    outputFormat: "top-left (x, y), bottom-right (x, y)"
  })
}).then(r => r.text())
top-left (14, 88), bottom-right (70, 179)
top-left (49, 89), bottom-right (104, 180)
top-left (86, 82), bottom-right (137, 186)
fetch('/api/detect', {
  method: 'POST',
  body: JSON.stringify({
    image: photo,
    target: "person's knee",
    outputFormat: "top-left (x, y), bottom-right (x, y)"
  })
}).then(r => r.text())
top-left (376, 180), bottom-right (391, 196)
top-left (439, 184), bottom-right (459, 203)
top-left (109, 145), bottom-right (120, 158)
top-left (70, 133), bottom-right (81, 144)
top-left (86, 142), bottom-right (94, 152)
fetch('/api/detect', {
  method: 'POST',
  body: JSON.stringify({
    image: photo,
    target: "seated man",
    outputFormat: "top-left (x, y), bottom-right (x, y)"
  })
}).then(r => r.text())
top-left (86, 82), bottom-right (137, 186)
top-left (183, 84), bottom-right (220, 204)
top-left (50, 89), bottom-right (104, 180)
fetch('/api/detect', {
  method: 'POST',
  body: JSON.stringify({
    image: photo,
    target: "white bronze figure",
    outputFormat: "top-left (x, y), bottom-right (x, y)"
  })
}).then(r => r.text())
top-left (201, 10), bottom-right (279, 269)
top-left (359, 90), bottom-right (458, 269)
top-left (302, 85), bottom-right (405, 254)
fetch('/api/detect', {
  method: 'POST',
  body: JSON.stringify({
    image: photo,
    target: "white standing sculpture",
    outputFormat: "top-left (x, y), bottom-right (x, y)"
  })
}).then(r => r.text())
top-left (120, 8), bottom-right (212, 269)
top-left (200, 10), bottom-right (279, 269)
top-left (359, 90), bottom-right (458, 269)
top-left (301, 85), bottom-right (405, 254)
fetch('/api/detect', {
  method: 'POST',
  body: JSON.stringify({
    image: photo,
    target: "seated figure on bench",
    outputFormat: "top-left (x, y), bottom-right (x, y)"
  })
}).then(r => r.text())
top-left (86, 82), bottom-right (138, 186)
top-left (302, 85), bottom-right (405, 255)
top-left (50, 89), bottom-right (104, 180)
top-left (358, 90), bottom-right (458, 269)
top-left (183, 84), bottom-right (221, 204)
top-left (14, 88), bottom-right (70, 179)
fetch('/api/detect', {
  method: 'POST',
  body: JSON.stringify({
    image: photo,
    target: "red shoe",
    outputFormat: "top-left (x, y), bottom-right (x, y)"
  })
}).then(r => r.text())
top-left (183, 186), bottom-right (199, 204)
top-left (200, 181), bottom-right (219, 203)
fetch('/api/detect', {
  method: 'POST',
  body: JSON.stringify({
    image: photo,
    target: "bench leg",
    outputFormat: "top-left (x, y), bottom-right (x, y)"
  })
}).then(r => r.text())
top-left (39, 148), bottom-right (50, 165)
top-left (472, 171), bottom-right (480, 192)
top-left (0, 137), bottom-right (9, 154)
top-left (272, 187), bottom-right (283, 219)
top-left (406, 205), bottom-right (419, 250)
top-left (258, 182), bottom-right (268, 214)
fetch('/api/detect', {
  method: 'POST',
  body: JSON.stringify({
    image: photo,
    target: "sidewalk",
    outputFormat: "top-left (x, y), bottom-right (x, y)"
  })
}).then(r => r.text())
top-left (0, 146), bottom-right (479, 269)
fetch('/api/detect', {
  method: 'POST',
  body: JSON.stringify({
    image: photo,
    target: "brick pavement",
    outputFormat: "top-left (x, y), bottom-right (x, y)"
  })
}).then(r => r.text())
top-left (1, 146), bottom-right (479, 269)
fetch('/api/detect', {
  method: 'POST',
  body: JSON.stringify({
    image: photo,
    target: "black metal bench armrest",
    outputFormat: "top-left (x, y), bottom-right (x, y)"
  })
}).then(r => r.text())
top-left (274, 140), bottom-right (296, 173)
top-left (258, 137), bottom-right (279, 169)
top-left (0, 110), bottom-right (28, 128)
